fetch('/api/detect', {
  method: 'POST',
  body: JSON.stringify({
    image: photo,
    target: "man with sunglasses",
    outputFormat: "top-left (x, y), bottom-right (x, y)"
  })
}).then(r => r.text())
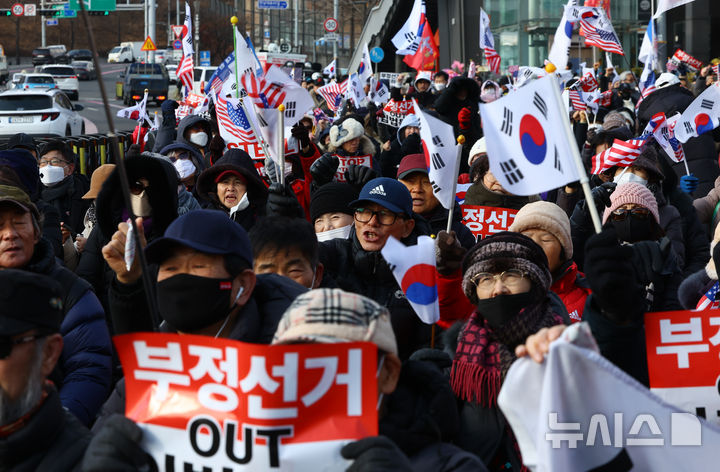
top-left (37, 140), bottom-right (90, 237)
top-left (0, 270), bottom-right (91, 469)
top-left (319, 177), bottom-right (433, 360)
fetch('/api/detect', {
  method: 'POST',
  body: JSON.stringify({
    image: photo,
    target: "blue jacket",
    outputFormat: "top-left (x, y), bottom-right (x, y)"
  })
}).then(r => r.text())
top-left (26, 238), bottom-right (113, 426)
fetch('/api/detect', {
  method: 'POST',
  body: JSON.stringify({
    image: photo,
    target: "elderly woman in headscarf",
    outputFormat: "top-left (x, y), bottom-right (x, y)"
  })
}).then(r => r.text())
top-left (449, 232), bottom-right (568, 469)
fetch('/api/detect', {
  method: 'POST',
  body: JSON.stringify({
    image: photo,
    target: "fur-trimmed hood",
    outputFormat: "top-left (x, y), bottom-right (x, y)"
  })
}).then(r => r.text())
top-left (328, 134), bottom-right (376, 156)
top-left (329, 117), bottom-right (365, 149)
top-left (706, 224), bottom-right (720, 280)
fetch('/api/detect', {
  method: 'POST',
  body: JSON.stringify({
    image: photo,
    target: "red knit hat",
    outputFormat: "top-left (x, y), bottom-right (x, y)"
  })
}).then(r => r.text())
top-left (602, 182), bottom-right (659, 224)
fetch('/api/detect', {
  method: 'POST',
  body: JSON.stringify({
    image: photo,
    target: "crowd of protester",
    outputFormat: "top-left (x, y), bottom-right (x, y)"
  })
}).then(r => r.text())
top-left (0, 56), bottom-right (719, 470)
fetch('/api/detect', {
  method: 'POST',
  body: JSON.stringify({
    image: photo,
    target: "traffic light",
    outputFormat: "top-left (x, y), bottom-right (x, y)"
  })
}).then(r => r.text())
top-left (88, 10), bottom-right (109, 15)
top-left (1, 9), bottom-right (11, 15)
top-left (37, 9), bottom-right (63, 16)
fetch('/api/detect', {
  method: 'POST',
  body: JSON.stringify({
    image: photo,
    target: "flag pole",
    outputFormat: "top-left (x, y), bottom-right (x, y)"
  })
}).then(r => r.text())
top-left (550, 74), bottom-right (603, 234)
top-left (237, 97), bottom-right (273, 174)
top-left (278, 104), bottom-right (286, 186)
top-left (446, 136), bottom-right (465, 233)
top-left (231, 16), bottom-right (240, 99)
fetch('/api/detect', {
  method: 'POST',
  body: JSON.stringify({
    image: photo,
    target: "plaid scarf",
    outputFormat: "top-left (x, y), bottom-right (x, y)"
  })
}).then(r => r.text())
top-left (451, 298), bottom-right (564, 407)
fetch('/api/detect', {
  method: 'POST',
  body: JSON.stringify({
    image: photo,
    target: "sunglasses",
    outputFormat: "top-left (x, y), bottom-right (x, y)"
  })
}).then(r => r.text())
top-left (0, 334), bottom-right (45, 359)
top-left (610, 208), bottom-right (651, 221)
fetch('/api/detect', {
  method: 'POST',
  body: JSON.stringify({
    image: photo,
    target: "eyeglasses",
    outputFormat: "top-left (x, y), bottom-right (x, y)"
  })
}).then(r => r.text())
top-left (168, 151), bottom-right (190, 162)
top-left (472, 269), bottom-right (526, 291)
top-left (610, 208), bottom-right (651, 221)
top-left (0, 334), bottom-right (45, 359)
top-left (38, 158), bottom-right (68, 167)
top-left (354, 208), bottom-right (401, 226)
top-left (129, 180), bottom-right (150, 195)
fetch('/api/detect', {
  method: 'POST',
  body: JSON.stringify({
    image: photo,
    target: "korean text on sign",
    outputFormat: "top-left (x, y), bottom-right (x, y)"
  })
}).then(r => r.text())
top-left (379, 99), bottom-right (414, 128)
top-left (461, 205), bottom-right (518, 241)
top-left (114, 333), bottom-right (378, 471)
top-left (645, 309), bottom-right (720, 427)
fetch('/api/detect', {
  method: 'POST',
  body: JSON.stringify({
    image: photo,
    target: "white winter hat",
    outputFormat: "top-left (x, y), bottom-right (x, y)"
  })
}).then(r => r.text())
top-left (330, 118), bottom-right (364, 149)
top-left (468, 137), bottom-right (486, 166)
top-left (414, 71), bottom-right (432, 86)
top-left (656, 72), bottom-right (680, 89)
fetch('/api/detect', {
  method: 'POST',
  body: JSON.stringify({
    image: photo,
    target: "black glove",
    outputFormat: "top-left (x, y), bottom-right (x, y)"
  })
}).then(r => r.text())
top-left (291, 122), bottom-right (312, 150)
top-left (344, 165), bottom-right (378, 192)
top-left (630, 239), bottom-right (668, 286)
top-left (584, 227), bottom-right (645, 322)
top-left (125, 144), bottom-right (142, 160)
top-left (400, 132), bottom-right (422, 156)
top-left (310, 154), bottom-right (340, 186)
top-left (266, 181), bottom-right (304, 218)
top-left (591, 181), bottom-right (616, 208)
top-left (341, 436), bottom-right (413, 472)
top-left (435, 230), bottom-right (466, 276)
top-left (81, 414), bottom-right (151, 471)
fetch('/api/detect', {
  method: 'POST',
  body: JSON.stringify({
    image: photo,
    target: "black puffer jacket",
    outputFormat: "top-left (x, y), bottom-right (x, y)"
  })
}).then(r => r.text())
top-left (319, 224), bottom-right (433, 360)
top-left (434, 77), bottom-right (482, 174)
top-left (380, 356), bottom-right (487, 472)
top-left (424, 204), bottom-right (477, 250)
top-left (0, 387), bottom-right (91, 471)
top-left (40, 173), bottom-right (90, 236)
top-left (76, 154), bottom-right (179, 312)
top-left (637, 84), bottom-right (720, 197)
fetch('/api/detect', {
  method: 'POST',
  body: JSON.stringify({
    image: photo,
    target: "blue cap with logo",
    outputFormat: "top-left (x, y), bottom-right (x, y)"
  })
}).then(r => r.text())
top-left (145, 209), bottom-right (253, 267)
top-left (350, 177), bottom-right (414, 216)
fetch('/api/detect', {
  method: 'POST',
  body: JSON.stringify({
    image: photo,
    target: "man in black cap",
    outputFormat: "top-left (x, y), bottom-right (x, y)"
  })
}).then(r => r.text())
top-left (7, 133), bottom-right (38, 160)
top-left (0, 184), bottom-right (112, 426)
top-left (0, 270), bottom-right (91, 469)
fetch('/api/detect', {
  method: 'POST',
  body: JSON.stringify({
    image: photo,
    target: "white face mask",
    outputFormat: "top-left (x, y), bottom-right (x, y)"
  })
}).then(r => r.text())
top-left (229, 193), bottom-right (250, 218)
top-left (130, 190), bottom-right (152, 217)
top-left (614, 171), bottom-right (647, 187)
top-left (40, 165), bottom-right (66, 186)
top-left (189, 132), bottom-right (208, 147)
top-left (174, 159), bottom-right (196, 180)
top-left (316, 224), bottom-right (352, 242)
top-left (433, 82), bottom-right (446, 91)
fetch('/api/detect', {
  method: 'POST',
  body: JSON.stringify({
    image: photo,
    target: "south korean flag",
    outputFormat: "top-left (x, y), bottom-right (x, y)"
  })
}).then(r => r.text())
top-left (479, 75), bottom-right (580, 196)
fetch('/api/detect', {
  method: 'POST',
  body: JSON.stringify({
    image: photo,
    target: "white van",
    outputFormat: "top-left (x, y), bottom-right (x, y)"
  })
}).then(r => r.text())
top-left (108, 44), bottom-right (133, 63)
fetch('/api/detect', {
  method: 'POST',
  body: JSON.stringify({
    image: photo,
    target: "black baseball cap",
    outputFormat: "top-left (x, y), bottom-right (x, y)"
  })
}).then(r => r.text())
top-left (0, 270), bottom-right (63, 336)
top-left (145, 209), bottom-right (253, 267)
top-left (7, 133), bottom-right (37, 154)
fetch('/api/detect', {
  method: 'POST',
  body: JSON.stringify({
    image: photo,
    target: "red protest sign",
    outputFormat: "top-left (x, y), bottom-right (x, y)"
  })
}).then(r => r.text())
top-left (333, 154), bottom-right (373, 182)
top-left (115, 333), bottom-right (378, 470)
top-left (645, 309), bottom-right (720, 426)
top-left (461, 205), bottom-right (517, 241)
top-left (671, 49), bottom-right (703, 71)
top-left (379, 99), bottom-right (414, 128)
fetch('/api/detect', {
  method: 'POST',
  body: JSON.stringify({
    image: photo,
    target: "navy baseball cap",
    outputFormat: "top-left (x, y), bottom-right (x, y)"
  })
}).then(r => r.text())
top-left (350, 177), bottom-right (413, 216)
top-left (145, 209), bottom-right (253, 267)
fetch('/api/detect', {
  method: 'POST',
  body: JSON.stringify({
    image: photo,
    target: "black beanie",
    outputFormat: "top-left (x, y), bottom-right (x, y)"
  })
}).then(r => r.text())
top-left (310, 182), bottom-right (359, 222)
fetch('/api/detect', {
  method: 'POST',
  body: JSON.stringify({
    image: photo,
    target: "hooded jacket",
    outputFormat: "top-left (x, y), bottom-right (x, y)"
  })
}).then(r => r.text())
top-left (195, 149), bottom-right (268, 232)
top-left (76, 155), bottom-right (179, 310)
top-left (637, 84), bottom-right (720, 197)
top-left (378, 114), bottom-right (423, 178)
top-left (551, 260), bottom-right (591, 323)
top-left (158, 141), bottom-right (208, 180)
top-left (0, 386), bottom-right (91, 471)
top-left (25, 238), bottom-right (113, 426)
top-left (463, 181), bottom-right (539, 210)
top-left (319, 223), bottom-right (433, 360)
top-left (152, 113), bottom-right (212, 159)
top-left (434, 77), bottom-right (482, 173)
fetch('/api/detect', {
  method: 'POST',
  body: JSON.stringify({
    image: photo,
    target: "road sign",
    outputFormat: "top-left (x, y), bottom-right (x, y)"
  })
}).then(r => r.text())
top-left (199, 50), bottom-right (210, 66)
top-left (279, 43), bottom-right (291, 53)
top-left (68, 0), bottom-right (116, 11)
top-left (323, 17), bottom-right (338, 33)
top-left (62, 3), bottom-right (76, 17)
top-left (172, 24), bottom-right (184, 38)
top-left (325, 32), bottom-right (339, 42)
top-left (24, 4), bottom-right (36, 15)
top-left (173, 39), bottom-right (182, 50)
top-left (141, 35), bottom-right (157, 51)
top-left (257, 0), bottom-right (287, 9)
top-left (369, 47), bottom-right (384, 63)
top-left (11, 3), bottom-right (24, 15)
top-left (46, 17), bottom-right (58, 25)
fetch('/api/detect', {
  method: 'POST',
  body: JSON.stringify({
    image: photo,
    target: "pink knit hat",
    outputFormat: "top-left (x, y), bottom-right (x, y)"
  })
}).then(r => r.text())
top-left (602, 182), bottom-right (659, 224)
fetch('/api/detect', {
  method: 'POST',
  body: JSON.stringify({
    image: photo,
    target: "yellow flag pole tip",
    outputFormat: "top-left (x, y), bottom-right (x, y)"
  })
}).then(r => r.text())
top-left (544, 62), bottom-right (557, 73)
top-left (144, 88), bottom-right (149, 93)
top-left (278, 104), bottom-right (286, 112)
top-left (457, 135), bottom-right (466, 145)
top-left (230, 16), bottom-right (238, 25)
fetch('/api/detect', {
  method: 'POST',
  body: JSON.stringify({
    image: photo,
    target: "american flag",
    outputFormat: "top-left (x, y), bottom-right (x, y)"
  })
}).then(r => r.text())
top-left (176, 2), bottom-right (194, 94)
top-left (579, 12), bottom-right (624, 55)
top-left (635, 84), bottom-right (657, 112)
top-left (313, 108), bottom-right (330, 123)
top-left (591, 137), bottom-right (646, 174)
top-left (316, 80), bottom-right (348, 112)
top-left (713, 64), bottom-right (720, 79)
top-left (215, 94), bottom-right (260, 146)
top-left (568, 89), bottom-right (587, 111)
top-left (484, 47), bottom-right (501, 74)
top-left (696, 282), bottom-right (720, 310)
top-left (240, 72), bottom-right (286, 109)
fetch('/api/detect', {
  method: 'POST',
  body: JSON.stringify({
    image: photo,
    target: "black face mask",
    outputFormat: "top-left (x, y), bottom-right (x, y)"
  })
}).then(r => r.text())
top-left (475, 292), bottom-right (534, 331)
top-left (612, 215), bottom-right (653, 243)
top-left (157, 273), bottom-right (236, 332)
